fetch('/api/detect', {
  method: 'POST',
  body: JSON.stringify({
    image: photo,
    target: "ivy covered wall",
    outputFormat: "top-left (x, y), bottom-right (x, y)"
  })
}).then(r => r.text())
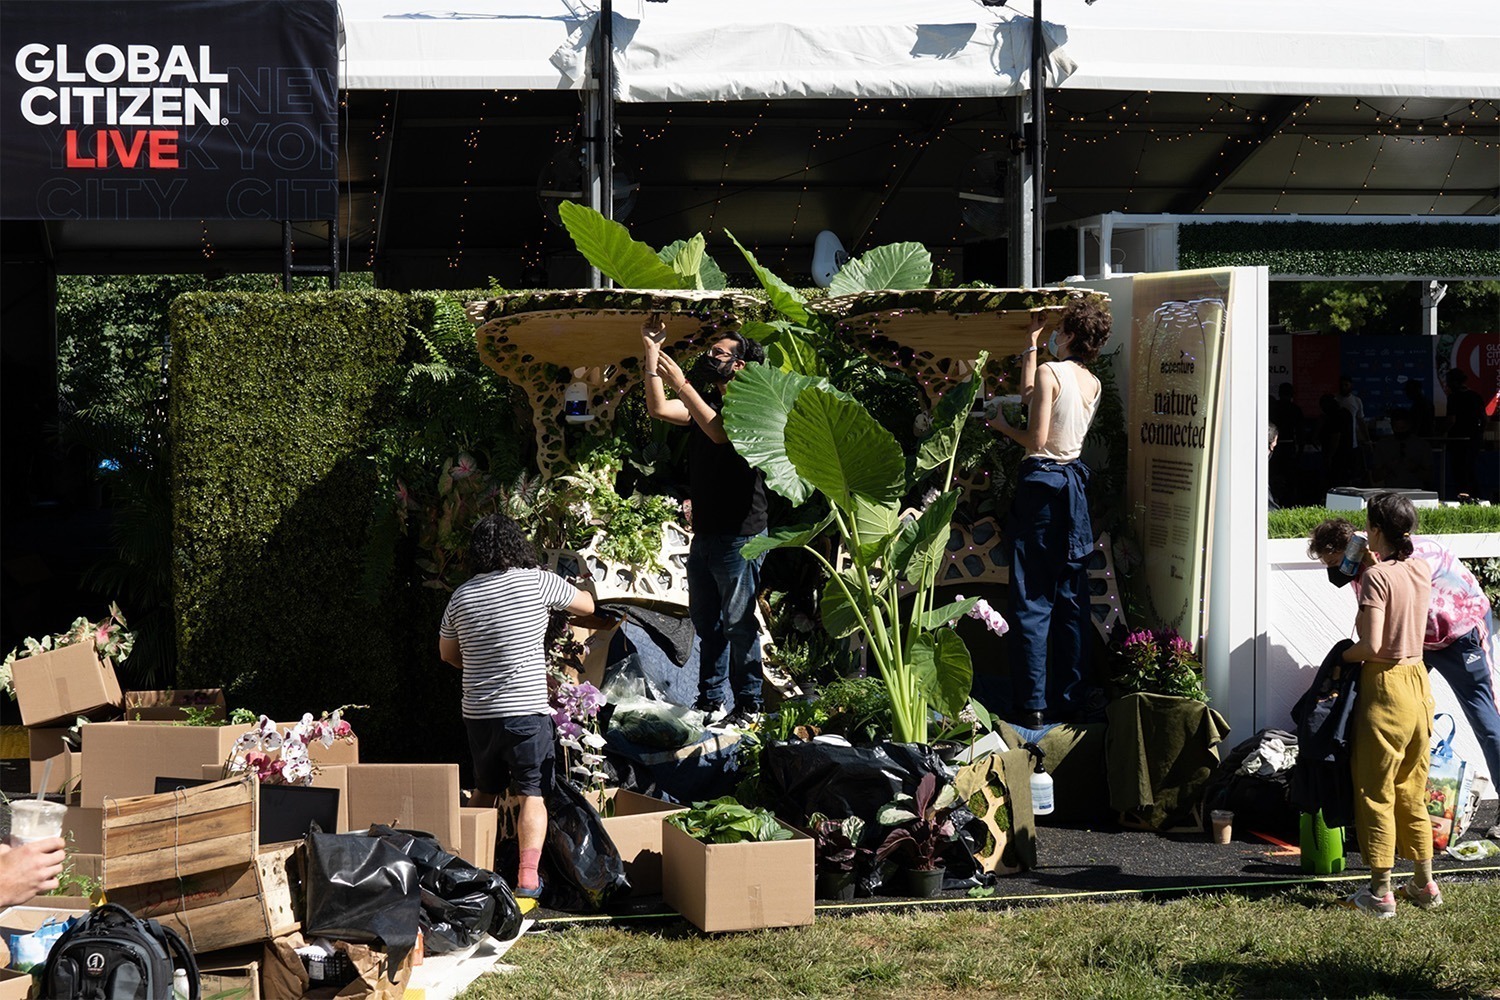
top-left (169, 291), bottom-right (414, 755)
top-left (1177, 221), bottom-right (1500, 277)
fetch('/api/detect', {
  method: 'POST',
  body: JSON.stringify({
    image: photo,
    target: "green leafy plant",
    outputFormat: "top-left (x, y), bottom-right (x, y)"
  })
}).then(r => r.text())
top-left (177, 705), bottom-right (225, 727)
top-left (667, 797), bottom-right (794, 844)
top-left (721, 355), bottom-right (989, 744)
top-left (1109, 628), bottom-right (1210, 704)
top-left (875, 773), bottom-right (958, 872)
top-left (2, 604), bottom-right (133, 698)
top-left (816, 676), bottom-right (895, 744)
top-left (557, 201), bottom-right (726, 289)
top-left (806, 813), bottom-right (867, 874)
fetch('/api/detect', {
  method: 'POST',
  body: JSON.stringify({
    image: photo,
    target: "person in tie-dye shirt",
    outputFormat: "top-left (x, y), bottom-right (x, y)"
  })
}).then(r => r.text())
top-left (1310, 517), bottom-right (1499, 797)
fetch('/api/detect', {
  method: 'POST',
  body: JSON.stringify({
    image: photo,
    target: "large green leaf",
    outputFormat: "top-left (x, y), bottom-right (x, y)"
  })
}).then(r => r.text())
top-left (918, 596), bottom-right (981, 631)
top-left (891, 490), bottom-right (958, 590)
top-left (657, 236), bottom-right (728, 290)
top-left (783, 388), bottom-right (905, 512)
top-left (725, 230), bottom-right (814, 327)
top-left (720, 363), bottom-right (822, 505)
top-left (722, 366), bottom-right (858, 507)
top-left (849, 494), bottom-right (900, 569)
top-left (828, 242), bottom-right (933, 296)
top-left (914, 356), bottom-right (986, 477)
top-left (821, 571), bottom-right (877, 639)
top-left (739, 512), bottom-right (835, 560)
top-left (908, 628), bottom-right (973, 719)
top-left (558, 201), bottom-right (688, 289)
top-left (756, 325), bottom-right (827, 378)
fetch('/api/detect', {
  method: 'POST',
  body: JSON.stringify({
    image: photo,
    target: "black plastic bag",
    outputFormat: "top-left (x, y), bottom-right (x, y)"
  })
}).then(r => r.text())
top-left (541, 779), bottom-right (631, 912)
top-left (304, 826), bottom-right (421, 967)
top-left (761, 740), bottom-right (948, 835)
top-left (365, 825), bottom-right (523, 950)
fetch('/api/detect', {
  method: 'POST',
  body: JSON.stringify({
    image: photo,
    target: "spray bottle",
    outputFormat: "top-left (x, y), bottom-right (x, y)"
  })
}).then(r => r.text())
top-left (1023, 742), bottom-right (1054, 816)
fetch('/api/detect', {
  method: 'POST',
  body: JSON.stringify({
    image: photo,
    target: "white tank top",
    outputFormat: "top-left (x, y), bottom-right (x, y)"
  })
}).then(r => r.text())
top-left (1029, 361), bottom-right (1100, 463)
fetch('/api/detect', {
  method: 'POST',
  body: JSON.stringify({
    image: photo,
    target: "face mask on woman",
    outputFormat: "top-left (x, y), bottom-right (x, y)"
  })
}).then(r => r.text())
top-left (1047, 328), bottom-right (1064, 359)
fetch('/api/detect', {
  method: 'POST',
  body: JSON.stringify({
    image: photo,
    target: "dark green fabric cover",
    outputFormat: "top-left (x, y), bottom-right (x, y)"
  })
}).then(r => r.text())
top-left (1105, 693), bottom-right (1231, 831)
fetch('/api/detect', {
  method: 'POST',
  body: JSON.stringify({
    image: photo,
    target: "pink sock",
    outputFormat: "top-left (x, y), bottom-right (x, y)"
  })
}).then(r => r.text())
top-left (518, 849), bottom-right (542, 891)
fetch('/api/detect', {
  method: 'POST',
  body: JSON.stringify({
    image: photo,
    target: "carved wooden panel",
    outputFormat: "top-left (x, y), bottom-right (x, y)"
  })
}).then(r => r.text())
top-left (468, 290), bottom-right (758, 478)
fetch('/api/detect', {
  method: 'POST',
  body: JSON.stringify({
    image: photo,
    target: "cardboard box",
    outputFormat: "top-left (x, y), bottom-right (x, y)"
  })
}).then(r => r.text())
top-left (30, 750), bottom-right (81, 796)
top-left (0, 967), bottom-right (31, 1000)
top-left (64, 806), bottom-right (102, 855)
top-left (123, 688), bottom-right (227, 723)
top-left (81, 721), bottom-right (359, 809)
top-left (27, 726), bottom-right (74, 761)
top-left (11, 641), bottom-right (123, 727)
top-left (458, 806), bottom-right (497, 871)
top-left (0, 901), bottom-right (90, 973)
top-left (102, 777), bottom-right (279, 952)
top-left (588, 789), bottom-right (687, 896)
top-left (661, 819), bottom-right (814, 932)
top-left (196, 946), bottom-right (262, 1000)
top-left (345, 764), bottom-right (461, 854)
top-left (201, 764), bottom-right (349, 839)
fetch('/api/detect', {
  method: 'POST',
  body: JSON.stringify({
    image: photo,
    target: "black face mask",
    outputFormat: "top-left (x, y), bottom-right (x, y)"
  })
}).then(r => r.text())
top-left (694, 353), bottom-right (737, 382)
top-left (1326, 566), bottom-right (1354, 588)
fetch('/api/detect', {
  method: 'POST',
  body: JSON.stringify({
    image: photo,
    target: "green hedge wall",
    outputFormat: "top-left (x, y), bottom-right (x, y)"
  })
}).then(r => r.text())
top-left (169, 291), bottom-right (411, 751)
top-left (1177, 221), bottom-right (1500, 277)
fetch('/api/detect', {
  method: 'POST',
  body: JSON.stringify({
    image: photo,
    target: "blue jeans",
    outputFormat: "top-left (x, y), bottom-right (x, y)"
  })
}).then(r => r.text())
top-left (1006, 460), bottom-right (1092, 717)
top-left (1426, 626), bottom-right (1500, 785)
top-left (687, 531), bottom-right (766, 712)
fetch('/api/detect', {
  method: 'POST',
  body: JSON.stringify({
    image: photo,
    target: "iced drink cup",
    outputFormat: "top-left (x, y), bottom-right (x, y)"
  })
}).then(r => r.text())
top-left (8, 800), bottom-right (66, 845)
top-left (1210, 809), bottom-right (1233, 844)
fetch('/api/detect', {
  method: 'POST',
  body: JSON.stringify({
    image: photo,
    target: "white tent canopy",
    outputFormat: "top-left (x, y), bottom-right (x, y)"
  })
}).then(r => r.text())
top-left (338, 0), bottom-right (1500, 101)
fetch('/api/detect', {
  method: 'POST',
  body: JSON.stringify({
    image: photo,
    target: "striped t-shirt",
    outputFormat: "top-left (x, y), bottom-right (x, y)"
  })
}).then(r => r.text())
top-left (440, 567), bottom-right (579, 718)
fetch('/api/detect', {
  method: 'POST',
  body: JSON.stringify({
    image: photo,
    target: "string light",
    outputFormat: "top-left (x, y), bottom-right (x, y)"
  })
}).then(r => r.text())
top-left (199, 220), bottom-right (213, 260)
top-left (448, 92), bottom-right (492, 269)
top-left (366, 93), bottom-right (391, 268)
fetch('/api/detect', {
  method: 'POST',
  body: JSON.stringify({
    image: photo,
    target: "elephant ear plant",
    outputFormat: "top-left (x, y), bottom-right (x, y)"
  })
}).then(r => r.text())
top-left (721, 354), bottom-right (989, 745)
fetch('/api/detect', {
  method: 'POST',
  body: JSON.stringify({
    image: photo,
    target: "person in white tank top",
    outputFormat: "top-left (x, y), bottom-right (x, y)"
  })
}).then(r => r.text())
top-left (983, 298), bottom-right (1111, 730)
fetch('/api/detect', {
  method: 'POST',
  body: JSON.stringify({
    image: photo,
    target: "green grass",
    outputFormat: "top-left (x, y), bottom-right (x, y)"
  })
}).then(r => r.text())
top-left (1269, 505), bottom-right (1500, 540)
top-left (462, 881), bottom-right (1500, 999)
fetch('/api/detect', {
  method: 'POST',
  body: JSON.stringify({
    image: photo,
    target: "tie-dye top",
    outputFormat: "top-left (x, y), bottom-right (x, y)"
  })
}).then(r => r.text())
top-left (1355, 535), bottom-right (1491, 649)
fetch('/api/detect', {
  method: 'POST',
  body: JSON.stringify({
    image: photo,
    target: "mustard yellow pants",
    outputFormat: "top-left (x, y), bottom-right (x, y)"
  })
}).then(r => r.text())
top-left (1350, 659), bottom-right (1434, 869)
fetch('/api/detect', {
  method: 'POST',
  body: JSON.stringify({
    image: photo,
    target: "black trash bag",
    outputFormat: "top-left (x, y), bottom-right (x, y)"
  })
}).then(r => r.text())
top-left (761, 740), bottom-right (948, 831)
top-left (364, 825), bottom-right (523, 950)
top-left (304, 825), bottom-right (421, 967)
top-left (541, 778), bottom-right (631, 912)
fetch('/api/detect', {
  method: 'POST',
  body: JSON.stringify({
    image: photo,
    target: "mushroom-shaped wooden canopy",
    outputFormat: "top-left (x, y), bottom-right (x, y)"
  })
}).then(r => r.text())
top-left (468, 289), bottom-right (761, 476)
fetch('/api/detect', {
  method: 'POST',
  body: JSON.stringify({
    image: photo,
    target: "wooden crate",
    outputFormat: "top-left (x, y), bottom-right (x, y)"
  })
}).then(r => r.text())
top-left (103, 776), bottom-right (286, 952)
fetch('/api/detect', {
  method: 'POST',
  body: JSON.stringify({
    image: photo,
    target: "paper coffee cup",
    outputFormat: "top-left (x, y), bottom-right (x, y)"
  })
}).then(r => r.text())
top-left (1210, 808), bottom-right (1233, 844)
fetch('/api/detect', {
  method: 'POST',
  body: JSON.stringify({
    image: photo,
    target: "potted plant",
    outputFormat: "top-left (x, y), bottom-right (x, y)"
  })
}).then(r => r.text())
top-left (1108, 627), bottom-right (1209, 703)
top-left (806, 813), bottom-right (866, 901)
top-left (874, 773), bottom-right (957, 898)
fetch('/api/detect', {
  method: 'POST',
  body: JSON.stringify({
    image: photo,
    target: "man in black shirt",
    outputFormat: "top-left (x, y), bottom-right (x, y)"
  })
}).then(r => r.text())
top-left (642, 319), bottom-right (768, 726)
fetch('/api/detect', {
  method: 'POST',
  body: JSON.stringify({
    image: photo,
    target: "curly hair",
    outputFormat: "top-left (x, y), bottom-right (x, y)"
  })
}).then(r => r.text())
top-left (468, 513), bottom-right (540, 574)
top-left (1366, 492), bottom-right (1417, 560)
top-left (1307, 517), bottom-right (1355, 562)
top-left (1061, 297), bottom-right (1112, 362)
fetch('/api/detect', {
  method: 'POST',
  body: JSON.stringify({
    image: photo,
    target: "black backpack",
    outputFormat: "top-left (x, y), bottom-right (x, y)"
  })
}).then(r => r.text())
top-left (39, 903), bottom-right (199, 1000)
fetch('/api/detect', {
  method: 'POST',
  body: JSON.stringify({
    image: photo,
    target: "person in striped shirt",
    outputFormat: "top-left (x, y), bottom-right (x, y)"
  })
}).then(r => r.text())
top-left (439, 513), bottom-right (605, 899)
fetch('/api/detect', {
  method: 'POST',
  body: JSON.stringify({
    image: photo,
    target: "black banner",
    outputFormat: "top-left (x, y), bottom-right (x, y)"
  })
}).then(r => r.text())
top-left (1, 0), bottom-right (338, 221)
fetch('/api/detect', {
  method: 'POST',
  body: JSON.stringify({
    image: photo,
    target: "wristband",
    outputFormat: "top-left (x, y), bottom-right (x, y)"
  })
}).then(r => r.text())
top-left (645, 373), bottom-right (662, 379)
top-left (1021, 346), bottom-right (1038, 355)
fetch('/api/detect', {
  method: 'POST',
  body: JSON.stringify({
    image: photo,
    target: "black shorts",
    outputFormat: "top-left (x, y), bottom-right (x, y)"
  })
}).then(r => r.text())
top-left (465, 714), bottom-right (555, 797)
